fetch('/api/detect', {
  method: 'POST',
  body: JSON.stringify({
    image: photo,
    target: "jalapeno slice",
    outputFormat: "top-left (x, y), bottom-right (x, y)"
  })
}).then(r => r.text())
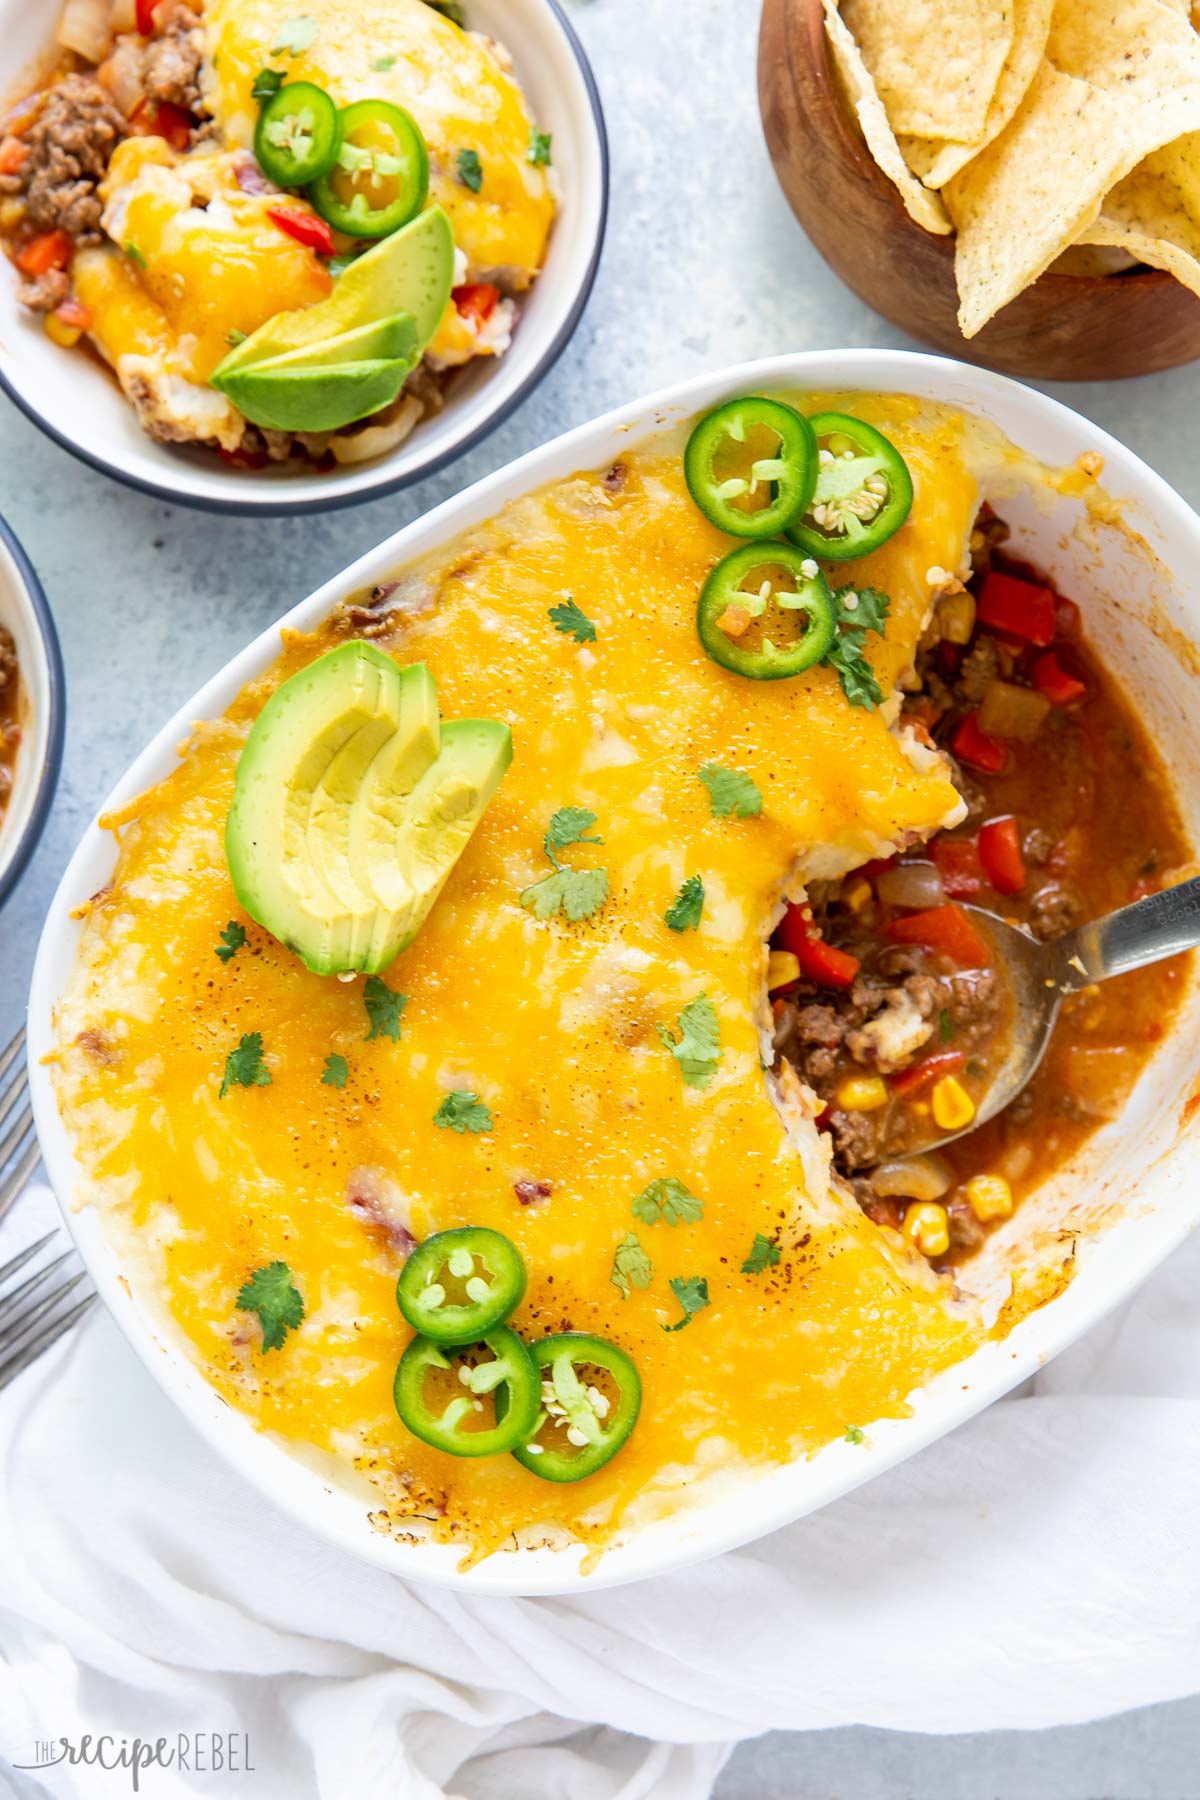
top-left (684, 397), bottom-right (818, 540)
top-left (697, 542), bottom-right (837, 681)
top-left (309, 99), bottom-right (429, 238)
top-left (396, 1226), bottom-right (527, 1344)
top-left (394, 1324), bottom-right (540, 1457)
top-left (785, 412), bottom-right (913, 562)
top-left (255, 82), bottom-right (342, 189)
top-left (498, 1333), bottom-right (641, 1483)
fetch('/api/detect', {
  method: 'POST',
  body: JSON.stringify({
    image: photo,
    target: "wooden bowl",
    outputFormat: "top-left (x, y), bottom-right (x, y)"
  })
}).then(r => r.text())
top-left (758, 0), bottom-right (1200, 379)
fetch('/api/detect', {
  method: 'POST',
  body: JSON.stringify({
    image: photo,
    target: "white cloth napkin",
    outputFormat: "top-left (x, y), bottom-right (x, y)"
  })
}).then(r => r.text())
top-left (3, 1178), bottom-right (1200, 1800)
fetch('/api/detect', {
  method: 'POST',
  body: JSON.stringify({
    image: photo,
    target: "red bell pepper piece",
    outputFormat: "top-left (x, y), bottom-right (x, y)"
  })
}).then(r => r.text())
top-left (15, 229), bottom-right (72, 276)
top-left (1031, 650), bottom-right (1087, 706)
top-left (891, 1049), bottom-right (966, 1098)
top-left (0, 136), bottom-right (26, 176)
top-left (136, 0), bottom-right (157, 33)
top-left (932, 836), bottom-right (982, 898)
top-left (976, 571), bottom-right (1056, 646)
top-left (886, 903), bottom-right (989, 969)
top-left (147, 100), bottom-right (193, 151)
top-left (266, 206), bottom-right (335, 255)
top-left (952, 711), bottom-right (1008, 774)
top-left (776, 903), bottom-right (860, 988)
top-left (219, 444), bottom-right (269, 470)
top-left (1053, 594), bottom-right (1082, 642)
top-left (453, 282), bottom-right (500, 329)
top-left (978, 815), bottom-right (1026, 894)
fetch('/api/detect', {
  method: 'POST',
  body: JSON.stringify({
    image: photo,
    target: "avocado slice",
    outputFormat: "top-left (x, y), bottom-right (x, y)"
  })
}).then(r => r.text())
top-left (224, 313), bottom-right (419, 379)
top-left (215, 357), bottom-right (411, 434)
top-left (212, 206), bottom-right (454, 380)
top-left (226, 641), bottom-right (407, 975)
top-left (308, 663), bottom-right (440, 967)
top-left (226, 644), bottom-right (512, 976)
top-left (363, 718), bottom-right (514, 971)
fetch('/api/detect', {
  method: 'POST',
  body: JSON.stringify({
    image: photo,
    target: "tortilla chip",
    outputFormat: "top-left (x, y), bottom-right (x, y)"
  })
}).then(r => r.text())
top-left (898, 0), bottom-right (1055, 189)
top-left (823, 1), bottom-right (952, 236)
top-left (1051, 243), bottom-right (1141, 275)
top-left (949, 0), bottom-right (1200, 336)
top-left (1077, 133), bottom-right (1200, 298)
top-left (840, 0), bottom-right (1013, 141)
top-left (945, 63), bottom-right (1137, 336)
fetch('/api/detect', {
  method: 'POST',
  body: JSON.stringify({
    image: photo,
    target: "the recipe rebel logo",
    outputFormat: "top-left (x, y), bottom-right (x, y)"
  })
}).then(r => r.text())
top-left (10, 1732), bottom-right (255, 1790)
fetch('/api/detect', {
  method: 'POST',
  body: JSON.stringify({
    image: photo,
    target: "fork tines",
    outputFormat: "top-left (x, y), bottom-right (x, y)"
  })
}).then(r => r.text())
top-left (0, 1024), bottom-right (97, 1389)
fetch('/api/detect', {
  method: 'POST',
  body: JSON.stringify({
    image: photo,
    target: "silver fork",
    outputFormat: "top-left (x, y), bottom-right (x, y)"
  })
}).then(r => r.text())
top-left (0, 1024), bottom-right (96, 1392)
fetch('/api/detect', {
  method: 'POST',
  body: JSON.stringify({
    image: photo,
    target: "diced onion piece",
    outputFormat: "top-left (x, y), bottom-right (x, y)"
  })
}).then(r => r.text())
top-left (875, 859), bottom-right (945, 911)
top-left (936, 589), bottom-right (976, 645)
top-left (869, 1155), bottom-right (954, 1202)
top-left (57, 0), bottom-right (114, 62)
top-left (977, 679), bottom-right (1051, 742)
top-left (330, 398), bottom-right (422, 464)
top-left (110, 0), bottom-right (137, 27)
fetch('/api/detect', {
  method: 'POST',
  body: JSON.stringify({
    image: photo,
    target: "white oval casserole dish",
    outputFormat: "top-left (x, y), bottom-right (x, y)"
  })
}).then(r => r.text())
top-left (26, 349), bottom-right (1200, 1593)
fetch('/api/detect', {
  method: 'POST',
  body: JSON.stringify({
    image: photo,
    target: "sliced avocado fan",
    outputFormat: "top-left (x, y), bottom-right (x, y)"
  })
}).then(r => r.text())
top-left (212, 206), bottom-right (454, 381)
top-left (215, 357), bottom-right (414, 434)
top-left (225, 641), bottom-right (512, 975)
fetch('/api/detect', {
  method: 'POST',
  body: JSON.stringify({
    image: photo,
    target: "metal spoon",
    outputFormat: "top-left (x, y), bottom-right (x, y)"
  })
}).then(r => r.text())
top-left (907, 875), bottom-right (1200, 1153)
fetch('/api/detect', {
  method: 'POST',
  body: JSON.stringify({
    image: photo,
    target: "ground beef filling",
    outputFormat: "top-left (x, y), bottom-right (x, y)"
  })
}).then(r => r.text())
top-left (0, 74), bottom-right (128, 307)
top-left (773, 894), bottom-right (1001, 1173)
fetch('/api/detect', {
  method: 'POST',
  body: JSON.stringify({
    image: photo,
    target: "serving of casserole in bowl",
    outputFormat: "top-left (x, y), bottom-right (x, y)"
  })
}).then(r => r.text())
top-left (27, 349), bottom-right (1200, 1593)
top-left (0, 0), bottom-right (606, 511)
top-left (0, 511), bottom-right (64, 909)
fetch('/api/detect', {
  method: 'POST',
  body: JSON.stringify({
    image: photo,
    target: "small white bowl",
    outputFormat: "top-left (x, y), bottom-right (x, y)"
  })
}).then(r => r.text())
top-left (26, 351), bottom-right (1200, 1593)
top-left (0, 514), bottom-right (62, 908)
top-left (0, 0), bottom-right (608, 515)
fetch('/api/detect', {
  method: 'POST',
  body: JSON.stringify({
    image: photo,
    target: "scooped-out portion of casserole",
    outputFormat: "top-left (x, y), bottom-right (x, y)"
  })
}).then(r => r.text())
top-left (51, 393), bottom-right (1191, 1566)
top-left (0, 0), bottom-right (556, 468)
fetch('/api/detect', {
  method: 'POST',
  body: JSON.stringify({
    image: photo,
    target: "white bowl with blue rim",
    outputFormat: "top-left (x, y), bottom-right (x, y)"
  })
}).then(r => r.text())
top-left (0, 515), bottom-right (64, 909)
top-left (0, 0), bottom-right (607, 515)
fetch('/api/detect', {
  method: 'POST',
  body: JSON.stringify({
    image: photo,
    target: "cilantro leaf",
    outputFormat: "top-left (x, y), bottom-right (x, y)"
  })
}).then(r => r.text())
top-left (363, 976), bottom-right (407, 1042)
top-left (372, 53), bottom-right (397, 70)
top-left (632, 1177), bottom-right (703, 1228)
top-left (656, 992), bottom-right (721, 1089)
top-left (236, 1260), bottom-right (304, 1352)
top-left (321, 1053), bottom-right (349, 1089)
top-left (661, 1274), bottom-right (709, 1332)
top-left (456, 147), bottom-right (483, 192)
top-left (845, 1424), bottom-right (865, 1445)
top-left (521, 867), bottom-right (609, 923)
top-left (548, 597), bottom-right (596, 643)
top-left (741, 1232), bottom-right (780, 1274)
top-left (699, 763), bottom-right (762, 819)
top-left (225, 328), bottom-right (248, 349)
top-left (425, 0), bottom-right (465, 20)
top-left (272, 15), bottom-right (319, 55)
top-left (434, 1089), bottom-right (493, 1134)
top-left (220, 1032), bottom-right (271, 1098)
top-left (123, 241), bottom-right (146, 270)
top-left (664, 874), bottom-right (704, 933)
top-left (825, 586), bottom-right (892, 711)
top-left (543, 805), bottom-right (602, 866)
top-left (939, 1008), bottom-right (955, 1043)
top-left (251, 66), bottom-right (285, 102)
top-left (215, 921), bottom-right (246, 964)
top-left (528, 126), bottom-right (553, 167)
top-left (611, 1232), bottom-right (653, 1299)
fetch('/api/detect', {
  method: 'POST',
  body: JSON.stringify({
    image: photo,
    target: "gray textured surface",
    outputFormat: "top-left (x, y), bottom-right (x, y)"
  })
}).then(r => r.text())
top-left (2, 0), bottom-right (1200, 1790)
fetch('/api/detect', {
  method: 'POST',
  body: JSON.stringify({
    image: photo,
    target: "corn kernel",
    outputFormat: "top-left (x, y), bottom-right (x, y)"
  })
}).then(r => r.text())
top-left (836, 1074), bottom-right (888, 1111)
top-left (843, 876), bottom-right (873, 914)
top-left (44, 312), bottom-right (82, 349)
top-left (903, 1201), bottom-right (950, 1258)
top-left (767, 950), bottom-right (800, 991)
top-left (966, 1174), bottom-right (1014, 1222)
top-left (931, 1074), bottom-right (975, 1131)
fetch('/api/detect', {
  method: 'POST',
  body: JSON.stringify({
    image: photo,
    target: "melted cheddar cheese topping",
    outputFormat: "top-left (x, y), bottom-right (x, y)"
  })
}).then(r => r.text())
top-left (55, 397), bottom-right (984, 1564)
top-left (205, 0), bottom-right (556, 284)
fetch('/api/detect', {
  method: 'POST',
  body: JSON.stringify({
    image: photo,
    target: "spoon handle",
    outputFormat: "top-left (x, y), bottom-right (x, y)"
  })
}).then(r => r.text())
top-left (1053, 874), bottom-right (1200, 987)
